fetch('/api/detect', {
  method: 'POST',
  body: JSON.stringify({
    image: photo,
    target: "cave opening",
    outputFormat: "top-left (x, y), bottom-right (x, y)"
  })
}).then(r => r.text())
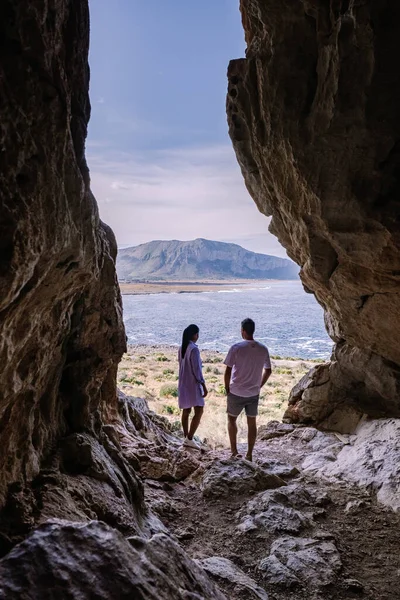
top-left (1, 1), bottom-right (400, 597)
top-left (86, 1), bottom-right (332, 447)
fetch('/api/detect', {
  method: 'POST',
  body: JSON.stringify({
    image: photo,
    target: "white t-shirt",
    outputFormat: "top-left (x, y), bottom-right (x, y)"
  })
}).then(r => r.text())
top-left (224, 340), bottom-right (271, 398)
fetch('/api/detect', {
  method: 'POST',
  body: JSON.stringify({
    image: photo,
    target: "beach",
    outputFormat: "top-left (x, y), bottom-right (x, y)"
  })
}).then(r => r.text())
top-left (119, 280), bottom-right (270, 295)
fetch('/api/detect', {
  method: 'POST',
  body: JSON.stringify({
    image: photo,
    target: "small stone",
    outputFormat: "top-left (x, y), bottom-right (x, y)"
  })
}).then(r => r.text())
top-left (343, 578), bottom-right (364, 592)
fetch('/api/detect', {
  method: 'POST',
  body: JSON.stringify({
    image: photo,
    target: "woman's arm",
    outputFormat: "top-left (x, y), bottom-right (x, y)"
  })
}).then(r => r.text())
top-left (190, 348), bottom-right (208, 397)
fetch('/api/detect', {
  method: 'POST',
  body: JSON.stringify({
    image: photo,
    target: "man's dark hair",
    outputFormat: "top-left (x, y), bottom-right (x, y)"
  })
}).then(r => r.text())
top-left (241, 318), bottom-right (255, 336)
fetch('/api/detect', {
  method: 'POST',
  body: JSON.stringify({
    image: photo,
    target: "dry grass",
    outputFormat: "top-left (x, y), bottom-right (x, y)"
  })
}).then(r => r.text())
top-left (118, 345), bottom-right (322, 449)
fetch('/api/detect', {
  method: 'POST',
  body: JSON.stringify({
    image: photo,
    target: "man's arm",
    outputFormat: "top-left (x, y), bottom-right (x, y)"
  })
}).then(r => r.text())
top-left (224, 366), bottom-right (232, 395)
top-left (261, 367), bottom-right (272, 388)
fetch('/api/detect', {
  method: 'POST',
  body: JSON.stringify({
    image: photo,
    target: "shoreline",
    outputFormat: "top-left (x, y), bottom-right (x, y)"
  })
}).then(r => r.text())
top-left (126, 343), bottom-right (326, 363)
top-left (119, 279), bottom-right (295, 296)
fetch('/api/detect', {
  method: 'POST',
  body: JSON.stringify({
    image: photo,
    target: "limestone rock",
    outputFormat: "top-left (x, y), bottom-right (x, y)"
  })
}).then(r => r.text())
top-left (237, 483), bottom-right (326, 534)
top-left (0, 1), bottom-right (126, 509)
top-left (200, 459), bottom-right (286, 498)
top-left (199, 556), bottom-right (268, 600)
top-left (115, 394), bottom-right (201, 481)
top-left (255, 458), bottom-right (299, 479)
top-left (228, 0), bottom-right (400, 418)
top-left (308, 419), bottom-right (400, 511)
top-left (259, 535), bottom-right (342, 588)
top-left (257, 421), bottom-right (296, 441)
top-left (0, 521), bottom-right (226, 600)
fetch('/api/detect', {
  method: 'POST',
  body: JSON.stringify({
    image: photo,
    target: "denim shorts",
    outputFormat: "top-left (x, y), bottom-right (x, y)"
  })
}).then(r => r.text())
top-left (227, 393), bottom-right (259, 418)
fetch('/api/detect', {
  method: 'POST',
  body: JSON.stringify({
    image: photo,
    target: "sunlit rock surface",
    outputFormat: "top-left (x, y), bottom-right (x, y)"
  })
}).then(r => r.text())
top-left (227, 0), bottom-right (400, 419)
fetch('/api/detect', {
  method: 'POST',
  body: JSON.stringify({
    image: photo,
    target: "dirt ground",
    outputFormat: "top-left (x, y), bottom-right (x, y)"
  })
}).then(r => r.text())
top-left (149, 438), bottom-right (400, 600)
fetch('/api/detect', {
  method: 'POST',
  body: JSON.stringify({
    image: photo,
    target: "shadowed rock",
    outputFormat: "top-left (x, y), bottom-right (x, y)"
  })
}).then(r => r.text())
top-left (228, 0), bottom-right (400, 422)
top-left (259, 534), bottom-right (342, 588)
top-left (199, 556), bottom-right (268, 600)
top-left (201, 458), bottom-right (286, 498)
top-left (0, 521), bottom-right (227, 600)
top-left (0, 0), bottom-right (126, 509)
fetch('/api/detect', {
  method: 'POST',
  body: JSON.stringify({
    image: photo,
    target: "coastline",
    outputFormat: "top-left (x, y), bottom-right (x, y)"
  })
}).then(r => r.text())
top-left (119, 279), bottom-right (286, 295)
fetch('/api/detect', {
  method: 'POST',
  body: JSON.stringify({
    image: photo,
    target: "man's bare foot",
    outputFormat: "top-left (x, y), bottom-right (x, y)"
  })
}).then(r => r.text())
top-left (245, 454), bottom-right (253, 462)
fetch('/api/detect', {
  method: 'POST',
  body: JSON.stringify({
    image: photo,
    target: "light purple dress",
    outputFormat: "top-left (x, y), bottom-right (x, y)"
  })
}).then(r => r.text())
top-left (178, 341), bottom-right (205, 409)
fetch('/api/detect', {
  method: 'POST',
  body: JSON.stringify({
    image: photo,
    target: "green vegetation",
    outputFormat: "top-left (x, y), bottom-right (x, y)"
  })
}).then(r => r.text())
top-left (161, 404), bottom-right (180, 415)
top-left (156, 355), bottom-right (170, 362)
top-left (163, 368), bottom-right (175, 375)
top-left (159, 384), bottom-right (179, 398)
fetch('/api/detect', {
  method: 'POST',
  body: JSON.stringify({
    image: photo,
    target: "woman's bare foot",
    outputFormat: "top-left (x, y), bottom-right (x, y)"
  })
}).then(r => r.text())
top-left (230, 451), bottom-right (242, 459)
top-left (245, 453), bottom-right (253, 462)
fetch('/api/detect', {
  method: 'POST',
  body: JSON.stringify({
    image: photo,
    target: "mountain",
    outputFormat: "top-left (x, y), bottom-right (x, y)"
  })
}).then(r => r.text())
top-left (116, 239), bottom-right (298, 281)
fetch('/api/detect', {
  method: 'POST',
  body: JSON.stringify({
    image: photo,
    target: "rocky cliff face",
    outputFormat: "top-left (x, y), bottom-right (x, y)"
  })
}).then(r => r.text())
top-left (0, 1), bottom-right (127, 509)
top-left (228, 0), bottom-right (400, 423)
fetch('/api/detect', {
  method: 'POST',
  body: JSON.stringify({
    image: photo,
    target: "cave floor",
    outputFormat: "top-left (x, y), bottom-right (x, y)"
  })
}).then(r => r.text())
top-left (150, 439), bottom-right (400, 600)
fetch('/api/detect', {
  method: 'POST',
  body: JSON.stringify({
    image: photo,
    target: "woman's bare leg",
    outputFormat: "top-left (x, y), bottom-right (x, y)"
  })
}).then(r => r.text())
top-left (181, 408), bottom-right (191, 437)
top-left (188, 406), bottom-right (204, 439)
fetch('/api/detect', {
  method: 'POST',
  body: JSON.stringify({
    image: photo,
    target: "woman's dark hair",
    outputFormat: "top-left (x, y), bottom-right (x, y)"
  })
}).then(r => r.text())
top-left (181, 324), bottom-right (199, 358)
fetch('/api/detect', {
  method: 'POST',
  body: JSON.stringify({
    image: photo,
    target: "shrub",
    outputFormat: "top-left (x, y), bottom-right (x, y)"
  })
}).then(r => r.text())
top-left (160, 384), bottom-right (179, 398)
top-left (134, 370), bottom-right (147, 377)
top-left (161, 404), bottom-right (180, 415)
top-left (157, 355), bottom-right (170, 362)
top-left (215, 384), bottom-right (226, 396)
top-left (213, 367), bottom-right (221, 375)
top-left (205, 366), bottom-right (212, 373)
top-left (163, 368), bottom-right (174, 375)
top-left (274, 367), bottom-right (292, 375)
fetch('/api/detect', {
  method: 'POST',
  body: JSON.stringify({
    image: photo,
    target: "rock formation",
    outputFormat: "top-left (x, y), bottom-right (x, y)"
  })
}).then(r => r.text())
top-left (227, 1), bottom-right (400, 423)
top-left (0, 0), bottom-right (126, 510)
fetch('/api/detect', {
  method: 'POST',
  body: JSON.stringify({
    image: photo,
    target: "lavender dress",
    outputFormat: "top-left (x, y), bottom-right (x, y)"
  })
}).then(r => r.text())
top-left (178, 341), bottom-right (205, 409)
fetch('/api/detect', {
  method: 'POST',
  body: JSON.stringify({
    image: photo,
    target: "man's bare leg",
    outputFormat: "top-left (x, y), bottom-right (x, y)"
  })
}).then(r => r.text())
top-left (188, 406), bottom-right (204, 440)
top-left (245, 416), bottom-right (257, 461)
top-left (181, 408), bottom-right (191, 438)
top-left (228, 415), bottom-right (241, 457)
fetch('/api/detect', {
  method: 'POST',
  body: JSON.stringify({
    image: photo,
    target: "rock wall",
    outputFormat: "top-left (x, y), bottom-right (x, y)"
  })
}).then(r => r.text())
top-left (228, 0), bottom-right (400, 420)
top-left (0, 1), bottom-right (126, 508)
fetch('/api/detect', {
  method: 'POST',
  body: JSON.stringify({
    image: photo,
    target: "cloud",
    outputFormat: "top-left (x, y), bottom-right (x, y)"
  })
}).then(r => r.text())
top-left (87, 143), bottom-right (289, 257)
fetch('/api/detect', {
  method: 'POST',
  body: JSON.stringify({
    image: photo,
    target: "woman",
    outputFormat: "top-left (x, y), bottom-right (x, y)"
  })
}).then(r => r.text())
top-left (178, 324), bottom-right (208, 449)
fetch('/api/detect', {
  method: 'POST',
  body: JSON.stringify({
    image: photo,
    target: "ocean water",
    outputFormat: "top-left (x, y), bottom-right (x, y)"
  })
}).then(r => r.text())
top-left (122, 280), bottom-right (333, 360)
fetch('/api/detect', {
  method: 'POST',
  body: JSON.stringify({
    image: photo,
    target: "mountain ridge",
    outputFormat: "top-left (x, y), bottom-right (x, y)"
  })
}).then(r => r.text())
top-left (117, 238), bottom-right (298, 281)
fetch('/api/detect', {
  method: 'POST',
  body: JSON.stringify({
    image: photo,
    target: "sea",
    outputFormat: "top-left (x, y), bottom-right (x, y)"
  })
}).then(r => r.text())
top-left (122, 280), bottom-right (333, 360)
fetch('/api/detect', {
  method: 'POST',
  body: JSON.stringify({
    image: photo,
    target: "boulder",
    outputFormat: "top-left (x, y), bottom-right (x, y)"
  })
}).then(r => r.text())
top-left (306, 419), bottom-right (400, 511)
top-left (228, 0), bottom-right (400, 418)
top-left (237, 483), bottom-right (327, 534)
top-left (200, 459), bottom-right (286, 498)
top-left (257, 421), bottom-right (296, 441)
top-left (259, 535), bottom-right (342, 588)
top-left (255, 458), bottom-right (299, 480)
top-left (0, 521), bottom-right (227, 600)
top-left (199, 556), bottom-right (268, 600)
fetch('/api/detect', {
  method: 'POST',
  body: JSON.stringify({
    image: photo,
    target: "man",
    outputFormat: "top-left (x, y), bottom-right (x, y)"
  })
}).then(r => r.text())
top-left (224, 318), bottom-right (272, 461)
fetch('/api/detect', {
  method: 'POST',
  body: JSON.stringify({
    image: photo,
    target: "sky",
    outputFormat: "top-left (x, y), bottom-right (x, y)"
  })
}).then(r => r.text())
top-left (87, 0), bottom-right (287, 257)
